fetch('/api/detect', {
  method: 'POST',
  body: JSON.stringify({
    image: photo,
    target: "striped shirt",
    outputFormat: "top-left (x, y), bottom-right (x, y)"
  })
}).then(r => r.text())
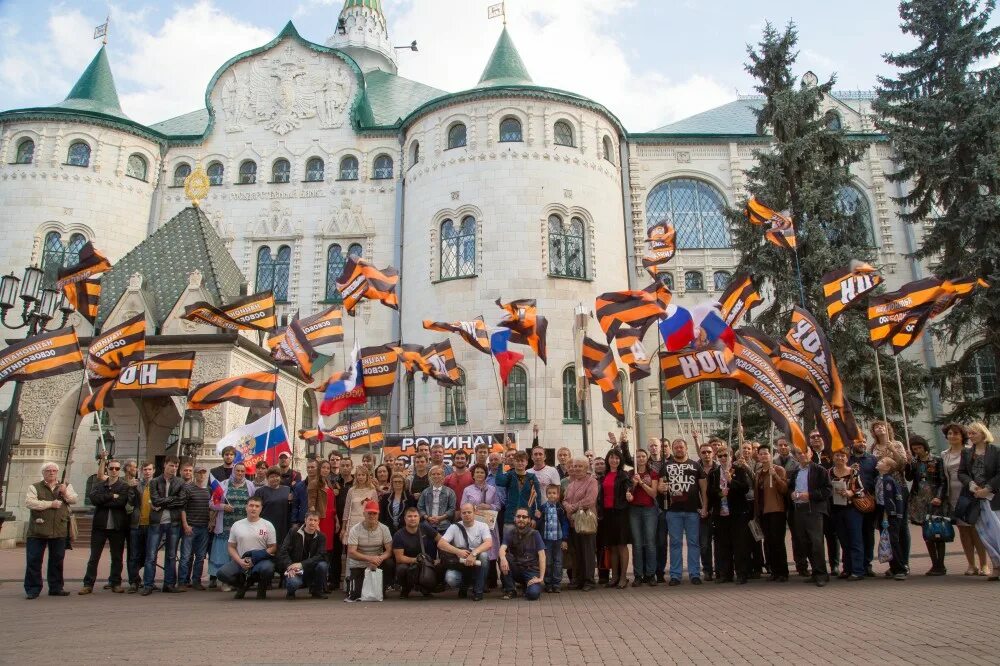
top-left (183, 483), bottom-right (211, 528)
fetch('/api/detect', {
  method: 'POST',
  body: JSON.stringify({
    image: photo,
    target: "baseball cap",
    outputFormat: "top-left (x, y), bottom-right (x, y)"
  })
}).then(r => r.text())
top-left (363, 500), bottom-right (379, 514)
top-left (278, 451), bottom-right (291, 459)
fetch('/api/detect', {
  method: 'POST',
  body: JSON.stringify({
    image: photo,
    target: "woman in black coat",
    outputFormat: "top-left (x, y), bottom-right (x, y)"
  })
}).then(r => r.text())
top-left (596, 449), bottom-right (632, 588)
top-left (957, 422), bottom-right (1000, 581)
top-left (706, 449), bottom-right (754, 584)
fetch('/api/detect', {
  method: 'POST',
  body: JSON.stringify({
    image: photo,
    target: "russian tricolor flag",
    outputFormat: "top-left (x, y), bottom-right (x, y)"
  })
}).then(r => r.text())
top-left (691, 301), bottom-right (736, 350)
top-left (320, 343), bottom-right (365, 416)
top-left (490, 329), bottom-right (523, 385)
top-left (659, 304), bottom-right (695, 351)
top-left (215, 409), bottom-right (291, 471)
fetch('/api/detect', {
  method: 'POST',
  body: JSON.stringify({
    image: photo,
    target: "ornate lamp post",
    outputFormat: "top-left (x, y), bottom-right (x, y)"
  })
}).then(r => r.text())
top-left (0, 266), bottom-right (71, 529)
top-left (180, 411), bottom-right (205, 463)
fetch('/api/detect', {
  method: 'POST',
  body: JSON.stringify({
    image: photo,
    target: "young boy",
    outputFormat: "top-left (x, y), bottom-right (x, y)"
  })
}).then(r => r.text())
top-left (540, 484), bottom-right (569, 593)
top-left (875, 457), bottom-right (906, 581)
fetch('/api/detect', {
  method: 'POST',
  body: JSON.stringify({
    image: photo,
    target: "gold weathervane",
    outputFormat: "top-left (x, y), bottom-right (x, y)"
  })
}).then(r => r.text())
top-left (184, 165), bottom-right (210, 207)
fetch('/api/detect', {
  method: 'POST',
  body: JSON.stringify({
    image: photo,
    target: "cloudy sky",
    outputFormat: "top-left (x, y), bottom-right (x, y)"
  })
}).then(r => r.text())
top-left (0, 0), bottom-right (977, 131)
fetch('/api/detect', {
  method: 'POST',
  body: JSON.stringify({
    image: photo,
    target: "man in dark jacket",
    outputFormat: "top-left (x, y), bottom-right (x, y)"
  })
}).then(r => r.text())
top-left (142, 456), bottom-right (188, 595)
top-left (848, 439), bottom-right (879, 576)
top-left (789, 447), bottom-right (834, 587)
top-left (80, 457), bottom-right (130, 594)
top-left (278, 511), bottom-right (328, 599)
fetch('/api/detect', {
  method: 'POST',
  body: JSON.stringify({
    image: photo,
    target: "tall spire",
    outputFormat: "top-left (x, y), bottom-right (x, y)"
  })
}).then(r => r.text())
top-left (54, 46), bottom-right (129, 120)
top-left (477, 27), bottom-right (532, 87)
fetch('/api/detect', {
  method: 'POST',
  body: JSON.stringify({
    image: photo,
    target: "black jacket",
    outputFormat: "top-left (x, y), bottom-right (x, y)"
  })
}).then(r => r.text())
top-left (379, 493), bottom-right (416, 534)
top-left (706, 465), bottom-right (753, 519)
top-left (787, 463), bottom-right (833, 516)
top-left (905, 455), bottom-right (947, 502)
top-left (958, 444), bottom-right (1000, 518)
top-left (277, 526), bottom-right (327, 573)
top-left (89, 478), bottom-right (130, 532)
top-left (149, 475), bottom-right (188, 524)
top-left (596, 468), bottom-right (633, 517)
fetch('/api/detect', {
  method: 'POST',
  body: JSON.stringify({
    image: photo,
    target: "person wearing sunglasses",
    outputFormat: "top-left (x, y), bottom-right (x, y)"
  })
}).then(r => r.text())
top-left (80, 458), bottom-right (130, 595)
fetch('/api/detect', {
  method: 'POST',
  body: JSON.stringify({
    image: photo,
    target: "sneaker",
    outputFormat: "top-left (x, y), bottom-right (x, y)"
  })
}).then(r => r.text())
top-left (581, 583), bottom-right (595, 592)
top-left (815, 575), bottom-right (830, 588)
top-left (78, 587), bottom-right (92, 595)
top-left (502, 591), bottom-right (515, 600)
top-left (647, 576), bottom-right (658, 587)
top-left (256, 587), bottom-right (268, 600)
top-left (690, 577), bottom-right (702, 585)
top-left (343, 596), bottom-right (359, 603)
top-left (847, 575), bottom-right (864, 581)
top-left (668, 579), bottom-right (681, 587)
top-left (704, 574), bottom-right (714, 582)
top-left (161, 586), bottom-right (184, 593)
top-left (655, 573), bottom-right (666, 583)
top-left (102, 584), bottom-right (112, 590)
top-left (25, 593), bottom-right (39, 600)
top-left (551, 586), bottom-right (560, 594)
top-left (631, 578), bottom-right (643, 588)
top-left (893, 573), bottom-right (907, 581)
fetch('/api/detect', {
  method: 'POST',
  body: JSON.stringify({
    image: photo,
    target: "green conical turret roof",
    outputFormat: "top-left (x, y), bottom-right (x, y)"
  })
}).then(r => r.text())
top-left (341, 0), bottom-right (382, 14)
top-left (53, 47), bottom-right (130, 121)
top-left (477, 27), bottom-right (532, 87)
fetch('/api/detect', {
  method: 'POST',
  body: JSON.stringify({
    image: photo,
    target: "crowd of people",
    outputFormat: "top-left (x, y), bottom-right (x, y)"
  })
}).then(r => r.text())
top-left (22, 420), bottom-right (1000, 601)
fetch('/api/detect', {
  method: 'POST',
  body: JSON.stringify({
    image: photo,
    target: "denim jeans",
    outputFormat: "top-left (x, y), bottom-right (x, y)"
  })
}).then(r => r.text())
top-left (217, 558), bottom-right (275, 590)
top-left (501, 562), bottom-right (543, 600)
top-left (178, 526), bottom-right (210, 586)
top-left (831, 506), bottom-right (864, 576)
top-left (286, 561), bottom-right (329, 596)
top-left (666, 510), bottom-right (700, 580)
top-left (24, 537), bottom-right (66, 596)
top-left (127, 526), bottom-right (148, 586)
top-left (443, 553), bottom-right (489, 595)
top-left (143, 523), bottom-right (180, 589)
top-left (655, 508), bottom-right (667, 576)
top-left (628, 505), bottom-right (658, 578)
top-left (542, 539), bottom-right (564, 587)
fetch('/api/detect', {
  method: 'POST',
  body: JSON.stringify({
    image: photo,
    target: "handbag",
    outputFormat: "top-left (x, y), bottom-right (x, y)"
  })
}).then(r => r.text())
top-left (416, 529), bottom-right (439, 592)
top-left (573, 508), bottom-right (598, 535)
top-left (747, 518), bottom-right (764, 543)
top-left (849, 465), bottom-right (875, 513)
top-left (439, 523), bottom-right (471, 568)
top-left (922, 506), bottom-right (956, 543)
top-left (953, 494), bottom-right (974, 524)
top-left (877, 520), bottom-right (893, 563)
top-left (360, 568), bottom-right (384, 602)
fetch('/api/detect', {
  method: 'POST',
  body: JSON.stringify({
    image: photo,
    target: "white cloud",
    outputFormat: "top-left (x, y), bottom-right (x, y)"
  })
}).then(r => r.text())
top-left (0, 7), bottom-right (94, 101)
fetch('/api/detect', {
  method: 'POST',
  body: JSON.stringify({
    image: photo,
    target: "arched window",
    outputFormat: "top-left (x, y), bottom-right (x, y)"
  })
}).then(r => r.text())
top-left (255, 244), bottom-right (291, 302)
top-left (562, 366), bottom-right (580, 422)
top-left (646, 178), bottom-right (730, 249)
top-left (548, 215), bottom-right (586, 278)
top-left (271, 158), bottom-right (290, 183)
top-left (713, 271), bottom-right (731, 291)
top-left (173, 163), bottom-right (191, 187)
top-left (440, 216), bottom-right (476, 279)
top-left (835, 185), bottom-right (876, 247)
top-left (207, 161), bottom-right (224, 186)
top-left (602, 136), bottom-right (615, 163)
top-left (500, 117), bottom-right (522, 142)
top-left (15, 138), bottom-right (34, 164)
top-left (661, 272), bottom-right (675, 290)
top-left (67, 141), bottom-right (91, 167)
top-left (41, 231), bottom-right (87, 287)
top-left (825, 110), bottom-right (842, 130)
top-left (347, 242), bottom-right (363, 259)
top-left (684, 271), bottom-right (704, 291)
top-left (443, 369), bottom-right (467, 425)
top-left (125, 154), bottom-right (147, 181)
top-left (447, 123), bottom-right (467, 149)
top-left (404, 374), bottom-right (415, 429)
top-left (301, 390), bottom-right (315, 429)
top-left (306, 157), bottom-right (324, 182)
top-left (506, 366), bottom-right (528, 422)
top-left (325, 244), bottom-right (346, 303)
top-left (554, 120), bottom-right (575, 147)
top-left (347, 394), bottom-right (391, 424)
top-left (373, 154), bottom-right (393, 179)
top-left (238, 160), bottom-right (257, 184)
top-left (339, 156), bottom-right (359, 180)
top-left (964, 347), bottom-right (997, 401)
top-left (410, 141), bottom-right (420, 166)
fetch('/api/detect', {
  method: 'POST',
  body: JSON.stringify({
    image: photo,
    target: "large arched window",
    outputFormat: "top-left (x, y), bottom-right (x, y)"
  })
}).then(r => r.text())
top-left (548, 214), bottom-right (586, 278)
top-left (67, 141), bottom-right (91, 167)
top-left (373, 155), bottom-right (393, 180)
top-left (440, 216), bottom-right (476, 279)
top-left (173, 163), bottom-right (191, 187)
top-left (562, 366), bottom-right (580, 422)
top-left (500, 117), bottom-right (522, 143)
top-left (602, 136), bottom-right (615, 163)
top-left (256, 245), bottom-right (291, 302)
top-left (41, 231), bottom-right (87, 287)
top-left (271, 158), bottom-right (290, 183)
top-left (964, 347), bottom-right (997, 401)
top-left (305, 157), bottom-right (324, 182)
top-left (15, 138), bottom-right (34, 164)
top-left (713, 271), bottom-right (731, 291)
top-left (339, 156), bottom-right (359, 180)
top-left (553, 120), bottom-right (575, 147)
top-left (325, 243), bottom-right (362, 302)
top-left (835, 185), bottom-right (876, 247)
top-left (447, 123), bottom-right (467, 149)
top-left (207, 161), bottom-right (224, 186)
top-left (506, 366), bottom-right (528, 422)
top-left (238, 160), bottom-right (257, 184)
top-left (443, 369), bottom-right (467, 425)
top-left (825, 110), bottom-right (842, 130)
top-left (301, 390), bottom-right (315, 430)
top-left (125, 154), bottom-right (147, 181)
top-left (646, 178), bottom-right (730, 249)
top-left (684, 271), bottom-right (704, 291)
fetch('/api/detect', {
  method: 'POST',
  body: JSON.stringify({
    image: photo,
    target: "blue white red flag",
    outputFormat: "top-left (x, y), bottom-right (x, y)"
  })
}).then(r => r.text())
top-left (659, 304), bottom-right (695, 351)
top-left (214, 409), bottom-right (290, 471)
top-left (691, 301), bottom-right (736, 350)
top-left (490, 329), bottom-right (523, 385)
top-left (320, 343), bottom-right (365, 416)
top-left (209, 473), bottom-right (225, 504)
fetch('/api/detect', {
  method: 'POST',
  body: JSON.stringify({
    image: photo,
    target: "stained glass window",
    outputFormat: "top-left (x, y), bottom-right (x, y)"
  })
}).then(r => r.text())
top-left (125, 154), bottom-right (147, 181)
top-left (646, 178), bottom-right (731, 249)
top-left (500, 117), bottom-right (522, 142)
top-left (506, 366), bottom-right (528, 422)
top-left (562, 366), bottom-right (580, 421)
top-left (447, 123), bottom-right (467, 149)
top-left (339, 156), bottom-right (358, 180)
top-left (305, 157), bottom-right (324, 182)
top-left (443, 369), bottom-right (467, 425)
top-left (549, 215), bottom-right (586, 278)
top-left (15, 139), bottom-right (34, 164)
top-left (272, 159), bottom-right (290, 183)
top-left (67, 141), bottom-right (91, 167)
top-left (238, 160), bottom-right (256, 184)
top-left (373, 155), bottom-right (393, 179)
top-left (440, 217), bottom-right (476, 279)
top-left (207, 161), bottom-right (224, 186)
top-left (256, 245), bottom-right (291, 302)
top-left (685, 271), bottom-right (704, 291)
top-left (554, 121), bottom-right (574, 147)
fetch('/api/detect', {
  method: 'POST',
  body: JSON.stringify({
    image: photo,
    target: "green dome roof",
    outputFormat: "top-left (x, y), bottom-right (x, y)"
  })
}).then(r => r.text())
top-left (52, 46), bottom-right (130, 121)
top-left (478, 27), bottom-right (533, 87)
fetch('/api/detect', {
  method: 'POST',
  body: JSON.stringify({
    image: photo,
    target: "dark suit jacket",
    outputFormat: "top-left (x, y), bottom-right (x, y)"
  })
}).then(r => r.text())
top-left (958, 444), bottom-right (1000, 519)
top-left (788, 463), bottom-right (833, 516)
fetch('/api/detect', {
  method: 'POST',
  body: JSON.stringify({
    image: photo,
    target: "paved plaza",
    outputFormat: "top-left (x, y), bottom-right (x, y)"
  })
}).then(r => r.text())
top-left (0, 532), bottom-right (998, 665)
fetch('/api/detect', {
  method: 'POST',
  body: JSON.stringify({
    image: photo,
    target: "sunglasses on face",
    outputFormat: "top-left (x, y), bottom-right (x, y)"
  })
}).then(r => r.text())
top-left (108, 466), bottom-right (121, 471)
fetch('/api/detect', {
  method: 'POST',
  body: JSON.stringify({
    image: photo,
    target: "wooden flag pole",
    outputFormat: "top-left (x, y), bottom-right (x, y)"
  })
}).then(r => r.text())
top-left (871, 346), bottom-right (889, 424)
top-left (892, 355), bottom-right (911, 446)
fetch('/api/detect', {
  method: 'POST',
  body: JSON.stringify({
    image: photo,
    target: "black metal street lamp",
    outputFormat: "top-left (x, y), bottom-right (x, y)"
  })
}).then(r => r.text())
top-left (180, 411), bottom-right (205, 462)
top-left (0, 266), bottom-right (72, 528)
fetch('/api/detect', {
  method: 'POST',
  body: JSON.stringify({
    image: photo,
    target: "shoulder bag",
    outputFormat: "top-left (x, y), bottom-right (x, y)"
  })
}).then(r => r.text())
top-left (850, 465), bottom-right (875, 514)
top-left (416, 528), bottom-right (440, 591)
top-left (573, 508), bottom-right (598, 535)
top-left (922, 504), bottom-right (956, 543)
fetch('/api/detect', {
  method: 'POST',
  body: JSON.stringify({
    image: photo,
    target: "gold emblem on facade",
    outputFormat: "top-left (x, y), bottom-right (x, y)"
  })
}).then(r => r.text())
top-left (184, 164), bottom-right (210, 207)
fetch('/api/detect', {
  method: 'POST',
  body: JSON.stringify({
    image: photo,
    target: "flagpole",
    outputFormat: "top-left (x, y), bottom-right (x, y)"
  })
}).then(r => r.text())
top-left (461, 383), bottom-right (475, 442)
top-left (736, 397), bottom-right (743, 447)
top-left (892, 355), bottom-right (910, 446)
top-left (60, 373), bottom-right (90, 483)
top-left (669, 394), bottom-right (685, 439)
top-left (871, 346), bottom-right (888, 424)
top-left (177, 405), bottom-right (187, 463)
top-left (135, 385), bottom-right (142, 465)
top-left (263, 364), bottom-right (279, 468)
top-left (693, 388), bottom-right (705, 436)
top-left (792, 245), bottom-right (807, 308)
top-left (532, 355), bottom-right (538, 435)
top-left (657, 339), bottom-right (665, 441)
top-left (450, 384), bottom-right (460, 440)
top-left (84, 380), bottom-right (108, 456)
top-left (726, 396), bottom-right (735, 450)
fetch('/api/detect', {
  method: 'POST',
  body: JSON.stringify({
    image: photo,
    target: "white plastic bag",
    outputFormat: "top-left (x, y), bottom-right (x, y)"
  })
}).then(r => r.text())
top-left (360, 568), bottom-right (383, 602)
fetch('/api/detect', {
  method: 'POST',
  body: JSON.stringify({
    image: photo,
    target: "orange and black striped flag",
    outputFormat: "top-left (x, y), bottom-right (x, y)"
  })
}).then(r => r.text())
top-left (297, 428), bottom-right (324, 442)
top-left (61, 278), bottom-right (101, 324)
top-left (822, 261), bottom-right (883, 322)
top-left (423, 339), bottom-right (462, 387)
top-left (866, 277), bottom-right (944, 348)
top-left (642, 278), bottom-right (673, 311)
top-left (495, 298), bottom-right (548, 364)
top-left (804, 393), bottom-right (863, 453)
top-left (595, 289), bottom-right (666, 341)
top-left (360, 344), bottom-right (399, 397)
top-left (746, 197), bottom-right (796, 250)
top-left (581, 336), bottom-right (624, 422)
top-left (726, 337), bottom-right (806, 451)
top-left (608, 320), bottom-right (650, 382)
top-left (86, 313), bottom-right (146, 383)
top-left (642, 223), bottom-right (676, 275)
top-left (187, 371), bottom-right (277, 411)
top-left (784, 306), bottom-right (844, 407)
top-left (271, 319), bottom-right (318, 382)
top-left (0, 327), bottom-right (84, 387)
top-left (423, 317), bottom-right (491, 355)
top-left (268, 307), bottom-right (343, 357)
top-left (336, 257), bottom-right (399, 314)
top-left (183, 291), bottom-right (277, 332)
top-left (393, 343), bottom-right (432, 377)
top-left (79, 379), bottom-right (114, 416)
top-left (659, 347), bottom-right (733, 398)
top-left (717, 273), bottom-right (761, 327)
top-left (56, 242), bottom-right (112, 290)
top-left (881, 276), bottom-right (989, 354)
top-left (111, 351), bottom-right (195, 398)
top-left (328, 413), bottom-right (384, 450)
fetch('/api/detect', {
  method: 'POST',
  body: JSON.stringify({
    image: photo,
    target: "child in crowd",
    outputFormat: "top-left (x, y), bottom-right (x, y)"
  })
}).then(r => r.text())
top-left (540, 484), bottom-right (569, 593)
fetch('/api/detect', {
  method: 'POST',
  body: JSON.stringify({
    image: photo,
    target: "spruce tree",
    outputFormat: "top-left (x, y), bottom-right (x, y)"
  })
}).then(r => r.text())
top-left (727, 21), bottom-right (926, 427)
top-left (874, 0), bottom-right (1000, 423)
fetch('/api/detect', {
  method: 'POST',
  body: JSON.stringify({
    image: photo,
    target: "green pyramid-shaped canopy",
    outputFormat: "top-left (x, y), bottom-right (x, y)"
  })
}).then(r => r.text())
top-left (477, 27), bottom-right (533, 87)
top-left (96, 207), bottom-right (247, 330)
top-left (53, 46), bottom-right (130, 121)
top-left (341, 0), bottom-right (382, 14)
